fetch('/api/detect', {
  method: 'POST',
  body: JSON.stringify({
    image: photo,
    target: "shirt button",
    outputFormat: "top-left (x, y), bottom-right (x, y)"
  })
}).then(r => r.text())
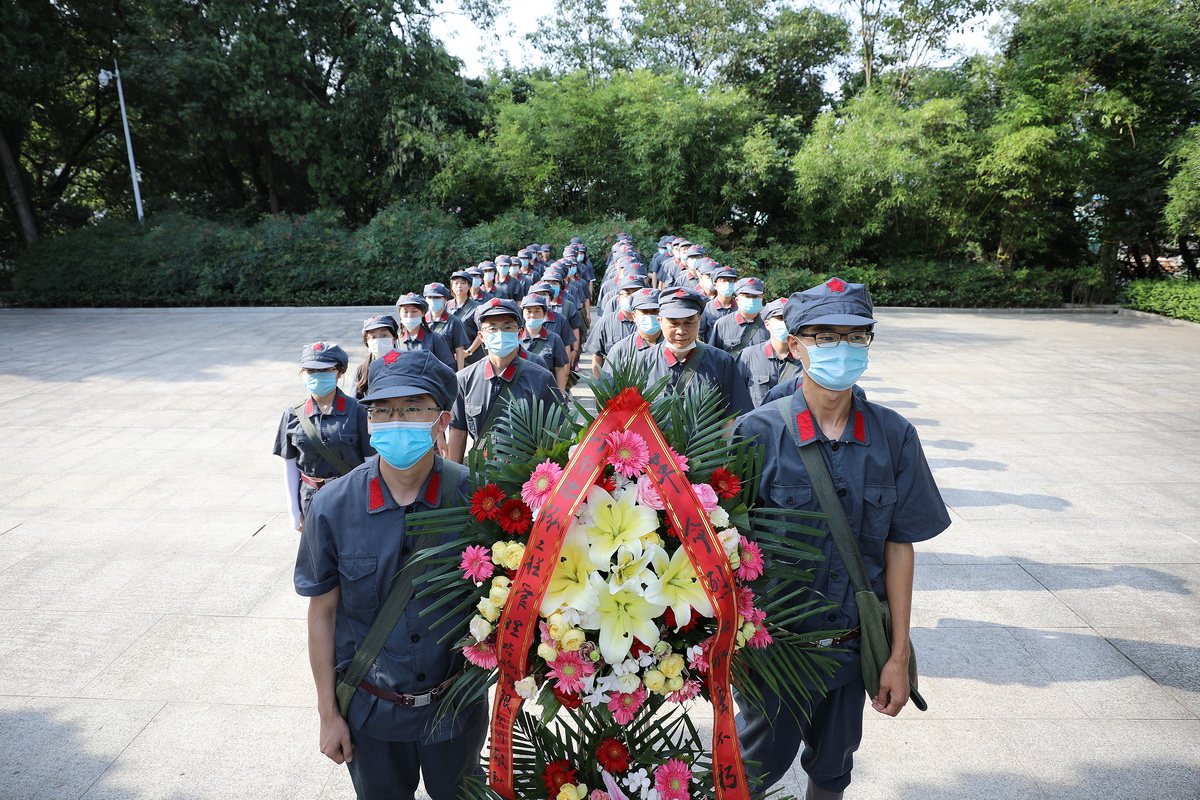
top-left (837, 488), bottom-right (848, 497)
top-left (831, 442), bottom-right (840, 451)
top-left (416, 672), bottom-right (426, 682)
top-left (410, 634), bottom-right (420, 643)
top-left (826, 612), bottom-right (838, 622)
top-left (830, 571), bottom-right (840, 580)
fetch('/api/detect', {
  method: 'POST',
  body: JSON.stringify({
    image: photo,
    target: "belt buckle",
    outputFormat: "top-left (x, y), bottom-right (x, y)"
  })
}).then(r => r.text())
top-left (412, 692), bottom-right (432, 708)
top-left (817, 637), bottom-right (834, 647)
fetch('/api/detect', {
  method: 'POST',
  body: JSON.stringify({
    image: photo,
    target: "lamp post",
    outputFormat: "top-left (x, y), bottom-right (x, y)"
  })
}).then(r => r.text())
top-left (98, 59), bottom-right (144, 224)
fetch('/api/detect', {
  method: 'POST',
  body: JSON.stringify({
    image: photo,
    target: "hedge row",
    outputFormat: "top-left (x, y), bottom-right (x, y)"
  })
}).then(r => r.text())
top-left (8, 204), bottom-right (1092, 309)
top-left (1121, 279), bottom-right (1200, 323)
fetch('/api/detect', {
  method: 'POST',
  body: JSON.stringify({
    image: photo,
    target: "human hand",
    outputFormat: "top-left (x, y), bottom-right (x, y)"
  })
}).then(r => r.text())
top-left (319, 713), bottom-right (354, 764)
top-left (871, 657), bottom-right (910, 717)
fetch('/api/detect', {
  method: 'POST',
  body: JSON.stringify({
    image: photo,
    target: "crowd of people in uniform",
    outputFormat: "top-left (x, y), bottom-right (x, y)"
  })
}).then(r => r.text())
top-left (275, 232), bottom-right (950, 800)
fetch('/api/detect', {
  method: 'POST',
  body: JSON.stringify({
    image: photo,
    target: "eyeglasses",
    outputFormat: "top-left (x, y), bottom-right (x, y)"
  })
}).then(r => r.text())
top-left (365, 406), bottom-right (442, 421)
top-left (480, 325), bottom-right (520, 334)
top-left (301, 367), bottom-right (339, 374)
top-left (798, 331), bottom-right (874, 348)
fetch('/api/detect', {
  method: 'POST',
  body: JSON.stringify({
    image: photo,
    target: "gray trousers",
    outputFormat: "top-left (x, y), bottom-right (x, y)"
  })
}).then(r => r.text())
top-left (736, 671), bottom-right (866, 794)
top-left (346, 704), bottom-right (488, 800)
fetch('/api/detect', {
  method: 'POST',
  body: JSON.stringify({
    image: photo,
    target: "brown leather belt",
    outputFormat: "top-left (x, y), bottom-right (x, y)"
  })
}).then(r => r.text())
top-left (359, 672), bottom-right (459, 708)
top-left (799, 628), bottom-right (861, 648)
top-left (300, 474), bottom-right (334, 489)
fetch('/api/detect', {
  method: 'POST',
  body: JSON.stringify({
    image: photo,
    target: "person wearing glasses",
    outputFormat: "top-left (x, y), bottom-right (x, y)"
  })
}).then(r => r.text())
top-left (634, 288), bottom-right (753, 416)
top-left (447, 298), bottom-right (562, 464)
top-left (274, 342), bottom-right (374, 533)
top-left (734, 278), bottom-right (950, 800)
top-left (296, 349), bottom-right (487, 800)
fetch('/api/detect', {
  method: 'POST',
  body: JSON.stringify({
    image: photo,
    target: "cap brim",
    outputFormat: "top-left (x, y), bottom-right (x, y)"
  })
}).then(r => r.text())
top-left (360, 384), bottom-right (430, 405)
top-left (299, 357), bottom-right (342, 368)
top-left (800, 312), bottom-right (876, 327)
top-left (363, 322), bottom-right (394, 332)
top-left (659, 307), bottom-right (702, 318)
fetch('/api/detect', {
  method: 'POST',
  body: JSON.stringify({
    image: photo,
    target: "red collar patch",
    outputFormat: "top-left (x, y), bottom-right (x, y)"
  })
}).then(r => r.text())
top-left (368, 476), bottom-right (385, 511)
top-left (852, 409), bottom-right (867, 443)
top-left (423, 469), bottom-right (441, 506)
top-left (664, 347), bottom-right (695, 367)
top-left (796, 409), bottom-right (816, 443)
top-left (485, 359), bottom-right (519, 381)
top-left (335, 394), bottom-right (346, 413)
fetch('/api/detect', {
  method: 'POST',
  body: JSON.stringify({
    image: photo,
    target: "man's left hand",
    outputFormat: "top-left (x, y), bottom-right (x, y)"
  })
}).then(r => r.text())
top-left (871, 658), bottom-right (910, 716)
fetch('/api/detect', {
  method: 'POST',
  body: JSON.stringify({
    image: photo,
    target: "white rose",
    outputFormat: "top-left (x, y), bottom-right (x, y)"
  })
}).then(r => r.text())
top-left (515, 675), bottom-right (538, 699)
top-left (469, 616), bottom-right (492, 643)
top-left (708, 506), bottom-right (730, 528)
top-left (717, 527), bottom-right (741, 556)
top-left (615, 673), bottom-right (641, 694)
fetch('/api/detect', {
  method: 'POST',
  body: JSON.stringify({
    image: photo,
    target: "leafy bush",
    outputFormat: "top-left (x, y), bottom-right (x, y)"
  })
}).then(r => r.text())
top-left (1121, 279), bottom-right (1200, 323)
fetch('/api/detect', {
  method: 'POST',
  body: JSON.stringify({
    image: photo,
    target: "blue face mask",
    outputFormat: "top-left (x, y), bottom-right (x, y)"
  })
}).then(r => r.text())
top-left (637, 315), bottom-right (661, 336)
top-left (568, 265), bottom-right (578, 276)
top-left (738, 296), bottom-right (763, 315)
top-left (471, 277), bottom-right (482, 289)
top-left (428, 299), bottom-right (445, 315)
top-left (303, 372), bottom-right (337, 397)
top-left (805, 343), bottom-right (869, 391)
top-left (525, 316), bottom-right (545, 331)
top-left (484, 330), bottom-right (520, 357)
top-left (549, 285), bottom-right (561, 299)
top-left (370, 420), bottom-right (436, 470)
top-left (619, 297), bottom-right (633, 313)
top-left (520, 258), bottom-right (530, 267)
top-left (498, 266), bottom-right (510, 277)
top-left (576, 253), bottom-right (585, 262)
top-left (717, 282), bottom-right (735, 298)
top-left (767, 321), bottom-right (788, 341)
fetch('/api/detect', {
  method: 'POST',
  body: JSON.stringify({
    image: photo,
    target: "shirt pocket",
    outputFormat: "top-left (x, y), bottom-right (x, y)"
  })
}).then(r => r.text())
top-left (861, 484), bottom-right (898, 540)
top-left (338, 555), bottom-right (379, 614)
top-left (465, 402), bottom-right (484, 434)
top-left (770, 483), bottom-right (814, 510)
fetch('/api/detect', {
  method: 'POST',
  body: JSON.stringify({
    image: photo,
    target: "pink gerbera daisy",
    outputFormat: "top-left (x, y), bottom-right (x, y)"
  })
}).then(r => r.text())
top-left (736, 540), bottom-right (765, 581)
top-left (748, 623), bottom-right (773, 649)
top-left (607, 683), bottom-right (648, 725)
top-left (521, 460), bottom-right (563, 509)
top-left (463, 638), bottom-right (499, 669)
top-left (459, 545), bottom-right (494, 584)
top-left (606, 430), bottom-right (650, 478)
top-left (654, 758), bottom-right (692, 800)
top-left (549, 650), bottom-right (595, 694)
top-left (667, 679), bottom-right (703, 704)
top-left (667, 447), bottom-right (689, 473)
top-left (736, 586), bottom-right (756, 618)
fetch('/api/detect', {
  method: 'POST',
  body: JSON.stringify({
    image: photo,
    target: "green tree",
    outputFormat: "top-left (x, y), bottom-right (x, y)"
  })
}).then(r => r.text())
top-left (526, 0), bottom-right (632, 82)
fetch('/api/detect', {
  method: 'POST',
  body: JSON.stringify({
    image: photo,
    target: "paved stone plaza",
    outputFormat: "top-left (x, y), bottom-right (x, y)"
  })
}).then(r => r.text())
top-left (1, 306), bottom-right (1198, 800)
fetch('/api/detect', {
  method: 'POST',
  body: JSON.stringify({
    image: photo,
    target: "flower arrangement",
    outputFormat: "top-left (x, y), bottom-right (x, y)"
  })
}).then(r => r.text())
top-left (410, 373), bottom-right (836, 800)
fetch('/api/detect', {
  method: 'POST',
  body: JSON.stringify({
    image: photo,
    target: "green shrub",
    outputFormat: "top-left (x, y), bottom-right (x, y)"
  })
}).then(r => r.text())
top-left (1121, 278), bottom-right (1200, 323)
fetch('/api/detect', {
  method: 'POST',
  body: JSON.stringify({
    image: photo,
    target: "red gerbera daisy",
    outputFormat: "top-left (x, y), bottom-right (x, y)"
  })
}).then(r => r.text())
top-left (707, 467), bottom-right (742, 500)
top-left (596, 737), bottom-right (631, 773)
top-left (597, 473), bottom-right (617, 493)
top-left (543, 760), bottom-right (578, 793)
top-left (469, 484), bottom-right (506, 522)
top-left (496, 498), bottom-right (533, 536)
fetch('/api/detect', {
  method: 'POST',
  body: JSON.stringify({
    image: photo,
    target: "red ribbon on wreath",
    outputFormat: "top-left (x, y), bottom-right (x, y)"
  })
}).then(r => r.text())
top-left (490, 387), bottom-right (748, 799)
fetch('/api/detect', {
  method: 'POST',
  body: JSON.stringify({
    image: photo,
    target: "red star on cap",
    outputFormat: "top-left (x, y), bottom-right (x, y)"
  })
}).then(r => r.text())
top-left (382, 350), bottom-right (400, 365)
top-left (827, 277), bottom-right (846, 293)
top-left (312, 343), bottom-right (324, 351)
top-left (675, 290), bottom-right (686, 298)
top-left (490, 298), bottom-right (500, 306)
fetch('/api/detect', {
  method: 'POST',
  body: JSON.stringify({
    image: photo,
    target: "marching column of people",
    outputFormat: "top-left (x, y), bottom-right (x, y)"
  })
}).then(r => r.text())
top-left (275, 234), bottom-right (948, 800)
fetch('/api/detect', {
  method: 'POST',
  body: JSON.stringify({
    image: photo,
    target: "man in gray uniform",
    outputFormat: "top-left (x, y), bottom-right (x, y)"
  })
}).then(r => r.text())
top-left (585, 275), bottom-right (644, 375)
top-left (634, 287), bottom-right (753, 416)
top-left (296, 350), bottom-right (487, 800)
top-left (708, 276), bottom-right (769, 357)
top-left (736, 298), bottom-right (804, 408)
top-left (602, 288), bottom-right (662, 374)
top-left (447, 298), bottom-right (562, 462)
top-left (734, 278), bottom-right (950, 799)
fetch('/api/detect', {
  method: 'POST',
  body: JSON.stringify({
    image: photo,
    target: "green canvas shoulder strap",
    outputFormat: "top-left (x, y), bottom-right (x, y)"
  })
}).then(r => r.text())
top-left (336, 458), bottom-right (464, 718)
top-left (730, 319), bottom-right (764, 357)
top-left (292, 398), bottom-right (355, 476)
top-left (477, 357), bottom-right (526, 440)
top-left (777, 358), bottom-right (800, 390)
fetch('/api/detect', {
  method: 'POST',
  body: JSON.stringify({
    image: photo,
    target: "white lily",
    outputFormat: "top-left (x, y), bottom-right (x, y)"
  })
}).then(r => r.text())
top-left (644, 545), bottom-right (715, 629)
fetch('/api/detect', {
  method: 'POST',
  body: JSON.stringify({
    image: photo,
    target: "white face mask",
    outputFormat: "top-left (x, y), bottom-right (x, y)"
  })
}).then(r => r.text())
top-left (400, 316), bottom-right (423, 331)
top-left (667, 341), bottom-right (697, 356)
top-left (367, 336), bottom-right (394, 356)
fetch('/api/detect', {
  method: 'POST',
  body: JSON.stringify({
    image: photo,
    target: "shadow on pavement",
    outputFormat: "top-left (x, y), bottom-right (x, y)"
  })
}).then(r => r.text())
top-left (923, 557), bottom-right (1191, 594)
top-left (939, 488), bottom-right (1070, 511)
top-left (922, 439), bottom-right (975, 451)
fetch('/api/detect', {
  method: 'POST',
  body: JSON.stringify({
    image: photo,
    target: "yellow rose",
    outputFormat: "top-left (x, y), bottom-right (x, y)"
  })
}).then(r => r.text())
top-left (501, 542), bottom-right (527, 571)
top-left (642, 669), bottom-right (667, 692)
top-left (492, 575), bottom-right (512, 590)
top-left (557, 784), bottom-right (587, 800)
top-left (659, 653), bottom-right (685, 678)
top-left (728, 550), bottom-right (741, 570)
top-left (477, 598), bottom-right (501, 622)
top-left (489, 582), bottom-right (511, 607)
top-left (537, 642), bottom-right (559, 662)
top-left (560, 628), bottom-right (587, 651)
top-left (547, 612), bottom-right (570, 641)
top-left (665, 675), bottom-right (685, 692)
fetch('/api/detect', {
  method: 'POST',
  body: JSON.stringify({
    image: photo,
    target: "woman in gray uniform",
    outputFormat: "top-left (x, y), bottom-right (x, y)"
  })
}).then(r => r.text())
top-left (274, 342), bottom-right (374, 532)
